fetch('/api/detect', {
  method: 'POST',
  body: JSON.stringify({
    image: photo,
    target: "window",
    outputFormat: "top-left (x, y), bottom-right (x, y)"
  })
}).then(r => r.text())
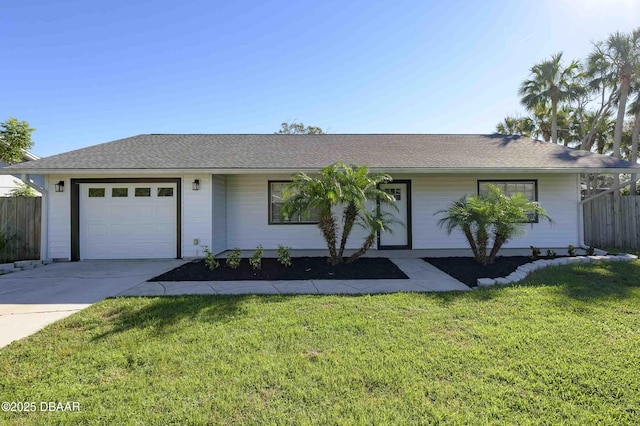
top-left (269, 181), bottom-right (321, 224)
top-left (157, 187), bottom-right (174, 197)
top-left (112, 188), bottom-right (128, 197)
top-left (383, 188), bottom-right (402, 201)
top-left (135, 188), bottom-right (151, 197)
top-left (88, 188), bottom-right (105, 197)
top-left (478, 180), bottom-right (538, 223)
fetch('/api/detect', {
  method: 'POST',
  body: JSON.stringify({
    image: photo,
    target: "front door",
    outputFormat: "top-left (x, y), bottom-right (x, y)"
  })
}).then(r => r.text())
top-left (378, 181), bottom-right (411, 249)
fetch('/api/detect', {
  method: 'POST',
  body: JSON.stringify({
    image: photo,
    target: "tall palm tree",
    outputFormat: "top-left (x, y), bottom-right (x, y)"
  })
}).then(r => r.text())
top-left (629, 95), bottom-right (640, 194)
top-left (580, 43), bottom-right (619, 150)
top-left (281, 162), bottom-right (396, 265)
top-left (519, 52), bottom-right (584, 145)
top-left (605, 29), bottom-right (640, 161)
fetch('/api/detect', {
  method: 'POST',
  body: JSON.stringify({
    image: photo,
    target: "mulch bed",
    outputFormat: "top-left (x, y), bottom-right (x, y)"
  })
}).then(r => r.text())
top-left (150, 257), bottom-right (409, 281)
top-left (423, 256), bottom-right (557, 287)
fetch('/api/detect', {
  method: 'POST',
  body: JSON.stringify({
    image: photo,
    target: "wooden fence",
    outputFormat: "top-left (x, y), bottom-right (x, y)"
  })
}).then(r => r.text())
top-left (583, 194), bottom-right (640, 250)
top-left (0, 197), bottom-right (41, 262)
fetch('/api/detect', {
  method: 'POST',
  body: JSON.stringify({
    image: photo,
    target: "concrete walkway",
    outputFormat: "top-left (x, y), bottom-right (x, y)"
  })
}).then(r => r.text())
top-left (118, 258), bottom-right (470, 296)
top-left (0, 260), bottom-right (185, 348)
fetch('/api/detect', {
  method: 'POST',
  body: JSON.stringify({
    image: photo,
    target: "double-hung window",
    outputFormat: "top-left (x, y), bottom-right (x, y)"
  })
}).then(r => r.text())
top-left (477, 180), bottom-right (539, 223)
top-left (269, 181), bottom-right (321, 224)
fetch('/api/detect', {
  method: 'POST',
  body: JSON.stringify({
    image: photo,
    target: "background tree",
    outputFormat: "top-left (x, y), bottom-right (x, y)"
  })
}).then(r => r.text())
top-left (276, 121), bottom-right (324, 134)
top-left (629, 97), bottom-right (640, 194)
top-left (280, 162), bottom-right (396, 265)
top-left (495, 115), bottom-right (535, 137)
top-left (0, 118), bottom-right (35, 164)
top-left (8, 181), bottom-right (37, 197)
top-left (519, 52), bottom-right (584, 145)
top-left (579, 43), bottom-right (619, 150)
top-left (605, 30), bottom-right (640, 162)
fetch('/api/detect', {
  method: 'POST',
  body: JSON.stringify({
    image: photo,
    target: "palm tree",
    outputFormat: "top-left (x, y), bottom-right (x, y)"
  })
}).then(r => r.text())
top-left (281, 162), bottom-right (396, 265)
top-left (628, 96), bottom-right (640, 194)
top-left (580, 43), bottom-right (619, 150)
top-left (347, 210), bottom-right (401, 263)
top-left (605, 30), bottom-right (640, 161)
top-left (495, 115), bottom-right (535, 137)
top-left (519, 52), bottom-right (584, 145)
top-left (437, 186), bottom-right (551, 265)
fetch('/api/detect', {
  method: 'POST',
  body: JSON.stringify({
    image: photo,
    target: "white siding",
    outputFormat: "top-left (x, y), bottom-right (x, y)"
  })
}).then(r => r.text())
top-left (226, 173), bottom-right (580, 250)
top-left (211, 175), bottom-right (227, 254)
top-left (226, 174), bottom-right (369, 250)
top-left (47, 175), bottom-right (71, 259)
top-left (43, 172), bottom-right (582, 259)
top-left (407, 173), bottom-right (580, 249)
top-left (181, 174), bottom-right (212, 258)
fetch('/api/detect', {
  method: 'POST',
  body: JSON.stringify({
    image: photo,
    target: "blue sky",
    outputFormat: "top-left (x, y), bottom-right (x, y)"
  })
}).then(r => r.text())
top-left (1, 0), bottom-right (638, 157)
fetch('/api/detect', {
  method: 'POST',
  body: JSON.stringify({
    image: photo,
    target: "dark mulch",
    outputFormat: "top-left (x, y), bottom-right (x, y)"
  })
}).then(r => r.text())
top-left (423, 256), bottom-right (556, 287)
top-left (150, 257), bottom-right (409, 281)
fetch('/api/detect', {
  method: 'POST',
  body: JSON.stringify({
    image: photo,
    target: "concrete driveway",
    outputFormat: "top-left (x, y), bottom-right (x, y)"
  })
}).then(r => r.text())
top-left (0, 260), bottom-right (186, 349)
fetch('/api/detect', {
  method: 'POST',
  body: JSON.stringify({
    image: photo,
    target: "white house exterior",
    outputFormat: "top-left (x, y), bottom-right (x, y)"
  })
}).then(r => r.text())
top-left (1, 134), bottom-right (638, 261)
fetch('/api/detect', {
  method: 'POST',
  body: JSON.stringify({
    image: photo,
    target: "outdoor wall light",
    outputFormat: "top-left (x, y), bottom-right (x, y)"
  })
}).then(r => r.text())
top-left (192, 179), bottom-right (200, 191)
top-left (55, 180), bottom-right (65, 192)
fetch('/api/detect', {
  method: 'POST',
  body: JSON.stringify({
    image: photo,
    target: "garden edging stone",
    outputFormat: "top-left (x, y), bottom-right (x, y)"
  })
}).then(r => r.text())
top-left (476, 253), bottom-right (638, 287)
top-left (0, 259), bottom-right (52, 275)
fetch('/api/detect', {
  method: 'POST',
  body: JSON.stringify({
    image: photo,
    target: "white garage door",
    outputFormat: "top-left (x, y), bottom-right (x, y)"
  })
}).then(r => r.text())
top-left (80, 183), bottom-right (177, 259)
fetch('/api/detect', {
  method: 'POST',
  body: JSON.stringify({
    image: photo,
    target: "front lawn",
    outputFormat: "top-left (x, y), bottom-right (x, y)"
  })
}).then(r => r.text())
top-left (1, 261), bottom-right (639, 424)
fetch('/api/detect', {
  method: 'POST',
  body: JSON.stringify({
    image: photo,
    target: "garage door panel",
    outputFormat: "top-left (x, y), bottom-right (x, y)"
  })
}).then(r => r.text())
top-left (80, 183), bottom-right (177, 259)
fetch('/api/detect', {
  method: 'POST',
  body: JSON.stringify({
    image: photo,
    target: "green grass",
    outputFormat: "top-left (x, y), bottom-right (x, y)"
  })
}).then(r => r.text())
top-left (1, 261), bottom-right (640, 424)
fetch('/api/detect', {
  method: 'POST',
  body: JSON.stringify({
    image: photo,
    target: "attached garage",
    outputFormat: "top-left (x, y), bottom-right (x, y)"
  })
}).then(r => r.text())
top-left (71, 178), bottom-right (181, 260)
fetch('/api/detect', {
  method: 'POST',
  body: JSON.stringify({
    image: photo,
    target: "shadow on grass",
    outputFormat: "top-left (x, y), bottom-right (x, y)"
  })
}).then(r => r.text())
top-left (92, 295), bottom-right (293, 341)
top-left (518, 261), bottom-right (640, 301)
top-left (91, 261), bottom-right (639, 341)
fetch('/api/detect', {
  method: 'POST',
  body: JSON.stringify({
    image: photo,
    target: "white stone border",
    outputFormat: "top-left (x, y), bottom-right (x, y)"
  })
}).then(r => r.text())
top-left (476, 253), bottom-right (638, 288)
top-left (0, 259), bottom-right (53, 275)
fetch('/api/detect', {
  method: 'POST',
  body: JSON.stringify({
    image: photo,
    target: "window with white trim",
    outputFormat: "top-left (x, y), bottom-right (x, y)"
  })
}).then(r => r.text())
top-left (269, 181), bottom-right (321, 224)
top-left (478, 180), bottom-right (539, 223)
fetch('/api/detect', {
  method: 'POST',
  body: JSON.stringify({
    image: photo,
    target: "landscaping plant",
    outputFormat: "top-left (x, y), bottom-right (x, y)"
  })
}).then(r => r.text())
top-left (567, 244), bottom-right (576, 256)
top-left (226, 248), bottom-right (242, 269)
top-left (202, 246), bottom-right (219, 270)
top-left (529, 246), bottom-right (541, 260)
top-left (546, 249), bottom-right (556, 258)
top-left (281, 162), bottom-right (397, 265)
top-left (348, 209), bottom-right (401, 263)
top-left (586, 246), bottom-right (595, 256)
top-left (249, 245), bottom-right (263, 270)
top-left (276, 245), bottom-right (292, 267)
top-left (438, 185), bottom-right (551, 265)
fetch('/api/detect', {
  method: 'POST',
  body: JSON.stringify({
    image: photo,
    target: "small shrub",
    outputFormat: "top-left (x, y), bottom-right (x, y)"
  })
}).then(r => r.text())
top-left (546, 249), bottom-right (556, 258)
top-left (202, 246), bottom-right (219, 270)
top-left (567, 244), bottom-right (576, 257)
top-left (249, 245), bottom-right (264, 270)
top-left (529, 246), bottom-right (541, 260)
top-left (277, 245), bottom-right (292, 267)
top-left (586, 246), bottom-right (595, 256)
top-left (226, 248), bottom-right (242, 269)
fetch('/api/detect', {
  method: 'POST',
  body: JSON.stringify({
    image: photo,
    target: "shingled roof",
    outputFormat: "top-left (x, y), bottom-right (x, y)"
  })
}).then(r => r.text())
top-left (2, 134), bottom-right (638, 173)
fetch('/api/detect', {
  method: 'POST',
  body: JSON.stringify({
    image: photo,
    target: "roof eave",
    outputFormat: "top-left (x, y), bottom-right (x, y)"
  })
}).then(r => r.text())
top-left (1, 167), bottom-right (639, 175)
